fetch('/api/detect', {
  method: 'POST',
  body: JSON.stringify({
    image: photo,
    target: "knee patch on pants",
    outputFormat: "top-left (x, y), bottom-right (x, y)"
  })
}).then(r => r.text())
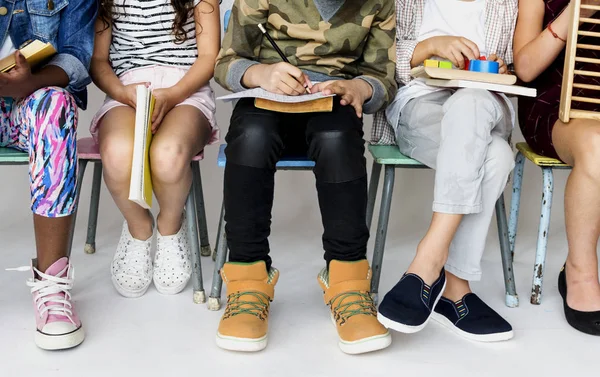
top-left (308, 130), bottom-right (366, 184)
top-left (225, 121), bottom-right (283, 169)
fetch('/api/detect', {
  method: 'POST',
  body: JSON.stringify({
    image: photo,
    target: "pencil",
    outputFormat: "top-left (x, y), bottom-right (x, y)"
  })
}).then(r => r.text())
top-left (258, 23), bottom-right (311, 94)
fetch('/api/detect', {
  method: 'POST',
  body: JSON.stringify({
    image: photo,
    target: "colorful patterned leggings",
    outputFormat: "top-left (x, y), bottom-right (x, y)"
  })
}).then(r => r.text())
top-left (0, 87), bottom-right (78, 217)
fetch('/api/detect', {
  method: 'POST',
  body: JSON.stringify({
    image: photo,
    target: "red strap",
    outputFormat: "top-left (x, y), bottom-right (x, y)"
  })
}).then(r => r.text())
top-left (548, 22), bottom-right (567, 43)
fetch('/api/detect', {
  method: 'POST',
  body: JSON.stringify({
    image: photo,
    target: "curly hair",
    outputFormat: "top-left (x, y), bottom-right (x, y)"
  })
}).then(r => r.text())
top-left (99, 0), bottom-right (203, 43)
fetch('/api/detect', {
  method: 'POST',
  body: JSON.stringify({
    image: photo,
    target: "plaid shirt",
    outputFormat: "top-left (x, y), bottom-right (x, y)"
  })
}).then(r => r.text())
top-left (371, 0), bottom-right (518, 145)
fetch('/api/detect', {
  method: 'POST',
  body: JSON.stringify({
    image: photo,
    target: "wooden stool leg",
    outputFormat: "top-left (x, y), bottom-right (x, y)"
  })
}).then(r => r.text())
top-left (370, 165), bottom-right (395, 303)
top-left (531, 167), bottom-right (554, 305)
top-left (495, 194), bottom-right (519, 308)
top-left (509, 151), bottom-right (526, 256)
top-left (68, 159), bottom-right (88, 258)
top-left (85, 162), bottom-right (102, 255)
top-left (192, 163), bottom-right (211, 257)
top-left (186, 182), bottom-right (206, 304)
top-left (366, 161), bottom-right (382, 230)
top-left (208, 201), bottom-right (228, 311)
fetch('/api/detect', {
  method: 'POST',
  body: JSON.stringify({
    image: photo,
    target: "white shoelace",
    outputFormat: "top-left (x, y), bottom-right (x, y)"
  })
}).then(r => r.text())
top-left (116, 241), bottom-right (151, 276)
top-left (7, 265), bottom-right (76, 324)
top-left (155, 236), bottom-right (188, 271)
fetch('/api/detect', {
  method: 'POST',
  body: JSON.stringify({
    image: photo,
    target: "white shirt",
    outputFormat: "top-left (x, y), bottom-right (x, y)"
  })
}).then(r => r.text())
top-left (392, 0), bottom-right (488, 114)
top-left (0, 36), bottom-right (16, 59)
top-left (109, 0), bottom-right (202, 77)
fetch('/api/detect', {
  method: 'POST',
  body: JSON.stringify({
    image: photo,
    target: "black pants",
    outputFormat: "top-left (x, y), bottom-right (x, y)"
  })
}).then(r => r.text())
top-left (224, 98), bottom-right (369, 270)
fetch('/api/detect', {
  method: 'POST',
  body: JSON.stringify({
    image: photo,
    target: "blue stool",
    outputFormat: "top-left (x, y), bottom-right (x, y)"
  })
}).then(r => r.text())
top-left (208, 144), bottom-right (315, 310)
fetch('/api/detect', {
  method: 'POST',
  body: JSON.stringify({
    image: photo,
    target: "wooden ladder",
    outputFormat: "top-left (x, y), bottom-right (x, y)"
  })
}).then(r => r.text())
top-left (560, 0), bottom-right (600, 123)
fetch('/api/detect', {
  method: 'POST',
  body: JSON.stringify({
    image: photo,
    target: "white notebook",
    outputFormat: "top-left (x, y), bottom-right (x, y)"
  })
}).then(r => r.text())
top-left (425, 78), bottom-right (537, 97)
top-left (128, 85), bottom-right (155, 209)
top-left (217, 87), bottom-right (335, 103)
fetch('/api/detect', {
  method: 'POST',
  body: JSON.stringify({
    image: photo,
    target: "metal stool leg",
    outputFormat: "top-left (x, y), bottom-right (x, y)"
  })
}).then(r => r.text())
top-left (212, 191), bottom-right (225, 262)
top-left (531, 167), bottom-right (554, 305)
top-left (192, 163), bottom-right (211, 257)
top-left (85, 162), bottom-right (102, 254)
top-left (186, 177), bottom-right (206, 304)
top-left (68, 159), bottom-right (89, 258)
top-left (495, 194), bottom-right (519, 308)
top-left (367, 161), bottom-right (382, 230)
top-left (370, 165), bottom-right (395, 303)
top-left (509, 152), bottom-right (525, 256)
top-left (208, 201), bottom-right (228, 311)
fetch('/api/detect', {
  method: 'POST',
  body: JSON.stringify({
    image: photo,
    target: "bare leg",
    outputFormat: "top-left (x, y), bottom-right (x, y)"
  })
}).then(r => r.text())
top-left (151, 106), bottom-right (211, 235)
top-left (553, 118), bottom-right (600, 311)
top-left (35, 215), bottom-right (72, 271)
top-left (98, 107), bottom-right (153, 240)
top-left (406, 212), bottom-right (463, 284)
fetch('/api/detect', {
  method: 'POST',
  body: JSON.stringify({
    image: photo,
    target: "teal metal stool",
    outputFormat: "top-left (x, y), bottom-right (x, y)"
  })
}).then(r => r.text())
top-left (366, 145), bottom-right (519, 308)
top-left (0, 147), bottom-right (29, 165)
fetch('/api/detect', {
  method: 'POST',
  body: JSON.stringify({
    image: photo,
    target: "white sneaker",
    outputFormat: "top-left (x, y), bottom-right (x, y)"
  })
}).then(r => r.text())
top-left (111, 221), bottom-right (153, 298)
top-left (153, 215), bottom-right (192, 295)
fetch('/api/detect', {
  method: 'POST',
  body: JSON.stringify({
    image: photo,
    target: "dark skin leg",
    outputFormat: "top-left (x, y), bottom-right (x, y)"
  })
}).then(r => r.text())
top-left (34, 215), bottom-right (72, 272)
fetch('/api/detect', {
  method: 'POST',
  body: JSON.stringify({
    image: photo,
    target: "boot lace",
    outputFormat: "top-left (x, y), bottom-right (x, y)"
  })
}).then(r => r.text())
top-left (224, 291), bottom-right (271, 321)
top-left (330, 291), bottom-right (377, 325)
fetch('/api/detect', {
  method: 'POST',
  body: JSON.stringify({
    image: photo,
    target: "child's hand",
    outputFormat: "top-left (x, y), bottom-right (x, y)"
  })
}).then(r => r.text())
top-left (427, 36), bottom-right (480, 69)
top-left (245, 62), bottom-right (311, 95)
top-left (311, 79), bottom-right (373, 118)
top-left (116, 82), bottom-right (149, 109)
top-left (488, 54), bottom-right (508, 74)
top-left (151, 87), bottom-right (183, 132)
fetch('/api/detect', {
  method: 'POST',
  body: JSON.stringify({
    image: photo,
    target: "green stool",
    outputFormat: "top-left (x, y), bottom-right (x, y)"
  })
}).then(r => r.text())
top-left (366, 145), bottom-right (519, 308)
top-left (0, 147), bottom-right (29, 165)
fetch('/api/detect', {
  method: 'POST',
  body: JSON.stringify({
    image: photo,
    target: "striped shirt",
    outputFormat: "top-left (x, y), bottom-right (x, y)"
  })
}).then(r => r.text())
top-left (371, 0), bottom-right (518, 145)
top-left (110, 0), bottom-right (201, 77)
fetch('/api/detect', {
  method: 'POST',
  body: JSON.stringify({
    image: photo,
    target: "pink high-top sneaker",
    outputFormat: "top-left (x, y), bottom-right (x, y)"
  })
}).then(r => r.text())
top-left (27, 257), bottom-right (85, 350)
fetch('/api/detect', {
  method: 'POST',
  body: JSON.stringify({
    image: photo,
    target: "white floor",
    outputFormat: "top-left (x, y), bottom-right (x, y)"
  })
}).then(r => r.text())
top-left (1, 87), bottom-right (599, 377)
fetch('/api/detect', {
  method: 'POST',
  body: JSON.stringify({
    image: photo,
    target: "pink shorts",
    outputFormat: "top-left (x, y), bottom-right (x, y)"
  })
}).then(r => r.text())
top-left (90, 65), bottom-right (219, 147)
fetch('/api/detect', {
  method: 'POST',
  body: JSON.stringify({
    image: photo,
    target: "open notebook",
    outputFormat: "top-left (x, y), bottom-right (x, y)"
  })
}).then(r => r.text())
top-left (128, 85), bottom-right (155, 209)
top-left (217, 87), bottom-right (335, 113)
top-left (0, 40), bottom-right (56, 73)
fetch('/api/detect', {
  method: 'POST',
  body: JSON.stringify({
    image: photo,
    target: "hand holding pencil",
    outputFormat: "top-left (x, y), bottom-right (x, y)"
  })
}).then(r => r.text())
top-left (257, 23), bottom-right (312, 95)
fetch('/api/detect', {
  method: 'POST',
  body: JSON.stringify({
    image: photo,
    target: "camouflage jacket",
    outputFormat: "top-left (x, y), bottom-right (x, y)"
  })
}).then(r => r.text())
top-left (215, 0), bottom-right (397, 114)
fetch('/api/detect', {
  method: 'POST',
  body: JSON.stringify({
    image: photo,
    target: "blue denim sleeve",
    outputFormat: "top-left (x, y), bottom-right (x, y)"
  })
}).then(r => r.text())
top-left (47, 0), bottom-right (98, 98)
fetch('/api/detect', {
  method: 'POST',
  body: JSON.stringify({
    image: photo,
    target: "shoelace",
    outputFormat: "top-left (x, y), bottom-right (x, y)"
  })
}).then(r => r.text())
top-left (116, 241), bottom-right (151, 276)
top-left (7, 265), bottom-right (76, 324)
top-left (155, 236), bottom-right (188, 271)
top-left (224, 291), bottom-right (270, 320)
top-left (330, 291), bottom-right (377, 325)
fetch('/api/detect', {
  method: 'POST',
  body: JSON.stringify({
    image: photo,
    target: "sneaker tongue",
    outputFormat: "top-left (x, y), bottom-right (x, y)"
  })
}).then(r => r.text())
top-left (222, 261), bottom-right (269, 282)
top-left (44, 257), bottom-right (69, 277)
top-left (328, 260), bottom-right (369, 285)
top-left (40, 257), bottom-right (69, 322)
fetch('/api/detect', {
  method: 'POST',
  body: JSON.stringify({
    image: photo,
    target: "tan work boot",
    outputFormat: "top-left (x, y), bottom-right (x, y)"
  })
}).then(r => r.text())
top-left (318, 259), bottom-right (391, 354)
top-left (216, 261), bottom-right (279, 352)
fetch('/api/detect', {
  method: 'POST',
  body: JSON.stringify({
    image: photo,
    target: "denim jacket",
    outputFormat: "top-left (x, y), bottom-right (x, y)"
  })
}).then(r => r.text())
top-left (0, 0), bottom-right (97, 109)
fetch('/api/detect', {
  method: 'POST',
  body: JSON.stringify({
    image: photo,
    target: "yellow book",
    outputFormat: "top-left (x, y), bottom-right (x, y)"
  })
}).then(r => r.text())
top-left (128, 85), bottom-right (155, 209)
top-left (0, 40), bottom-right (56, 73)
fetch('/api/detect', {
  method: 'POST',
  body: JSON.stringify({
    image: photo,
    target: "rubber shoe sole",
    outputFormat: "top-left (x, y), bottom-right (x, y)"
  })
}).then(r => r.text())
top-left (35, 326), bottom-right (85, 350)
top-left (432, 312), bottom-right (514, 342)
top-left (330, 315), bottom-right (391, 354)
top-left (216, 332), bottom-right (268, 352)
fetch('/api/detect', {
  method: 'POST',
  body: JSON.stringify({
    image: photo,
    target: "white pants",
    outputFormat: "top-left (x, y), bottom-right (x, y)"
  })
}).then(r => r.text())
top-left (391, 88), bottom-right (514, 281)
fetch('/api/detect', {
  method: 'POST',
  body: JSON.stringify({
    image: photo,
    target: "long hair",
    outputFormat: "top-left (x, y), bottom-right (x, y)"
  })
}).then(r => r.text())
top-left (99, 0), bottom-right (201, 43)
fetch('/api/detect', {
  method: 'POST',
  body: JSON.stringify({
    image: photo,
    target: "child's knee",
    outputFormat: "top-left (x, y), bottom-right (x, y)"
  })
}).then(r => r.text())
top-left (100, 137), bottom-right (134, 182)
top-left (485, 138), bottom-right (515, 181)
top-left (150, 140), bottom-right (190, 183)
top-left (29, 87), bottom-right (77, 139)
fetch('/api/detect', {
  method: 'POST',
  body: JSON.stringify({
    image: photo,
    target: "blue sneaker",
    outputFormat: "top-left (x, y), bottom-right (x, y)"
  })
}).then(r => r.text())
top-left (377, 269), bottom-right (446, 333)
top-left (432, 293), bottom-right (514, 342)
